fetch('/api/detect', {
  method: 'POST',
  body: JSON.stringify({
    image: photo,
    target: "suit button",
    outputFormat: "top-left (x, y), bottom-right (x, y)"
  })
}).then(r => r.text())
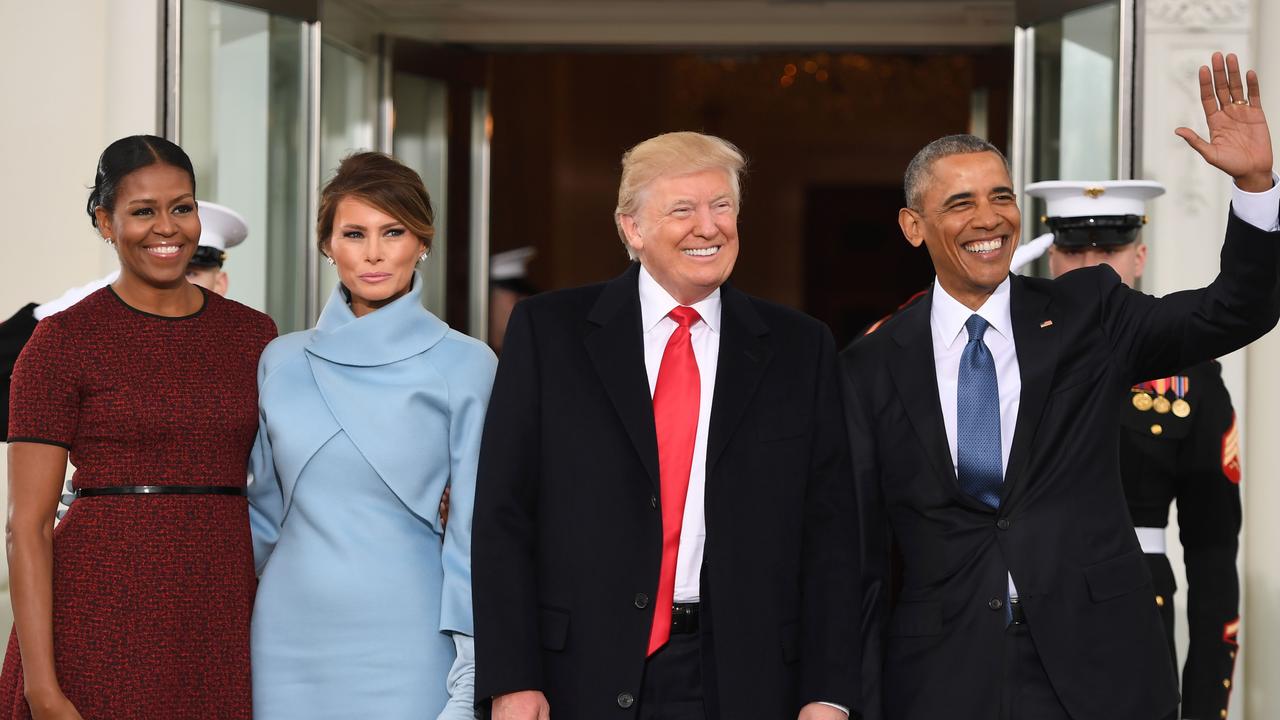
top-left (617, 692), bottom-right (635, 708)
top-left (996, 518), bottom-right (1011, 530)
top-left (634, 593), bottom-right (649, 609)
top-left (650, 494), bottom-right (657, 509)
top-left (988, 597), bottom-right (1004, 611)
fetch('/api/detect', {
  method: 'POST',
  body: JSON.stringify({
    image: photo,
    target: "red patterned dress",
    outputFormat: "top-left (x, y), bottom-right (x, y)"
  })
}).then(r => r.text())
top-left (0, 286), bottom-right (276, 719)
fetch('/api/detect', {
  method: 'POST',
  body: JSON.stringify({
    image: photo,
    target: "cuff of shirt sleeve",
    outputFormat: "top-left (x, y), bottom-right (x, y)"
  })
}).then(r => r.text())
top-left (1231, 172), bottom-right (1280, 231)
top-left (817, 701), bottom-right (850, 716)
top-left (436, 634), bottom-right (476, 720)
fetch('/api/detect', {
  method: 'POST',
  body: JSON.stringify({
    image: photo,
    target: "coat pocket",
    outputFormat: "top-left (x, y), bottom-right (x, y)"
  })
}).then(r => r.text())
top-left (538, 605), bottom-right (570, 651)
top-left (1084, 550), bottom-right (1151, 602)
top-left (888, 600), bottom-right (943, 637)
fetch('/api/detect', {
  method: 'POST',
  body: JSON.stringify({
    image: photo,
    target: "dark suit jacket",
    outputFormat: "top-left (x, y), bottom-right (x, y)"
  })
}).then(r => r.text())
top-left (474, 263), bottom-right (861, 720)
top-left (840, 211), bottom-right (1279, 720)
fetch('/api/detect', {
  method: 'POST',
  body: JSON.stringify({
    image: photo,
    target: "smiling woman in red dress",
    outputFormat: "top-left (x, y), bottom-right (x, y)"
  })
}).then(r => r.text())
top-left (0, 136), bottom-right (275, 720)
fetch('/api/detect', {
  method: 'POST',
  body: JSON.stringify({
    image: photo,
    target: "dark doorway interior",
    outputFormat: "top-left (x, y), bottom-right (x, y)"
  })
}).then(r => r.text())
top-left (409, 44), bottom-right (1013, 347)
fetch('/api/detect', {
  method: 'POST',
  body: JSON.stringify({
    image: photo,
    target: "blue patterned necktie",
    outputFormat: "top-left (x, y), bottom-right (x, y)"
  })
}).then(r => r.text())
top-left (956, 314), bottom-right (1003, 508)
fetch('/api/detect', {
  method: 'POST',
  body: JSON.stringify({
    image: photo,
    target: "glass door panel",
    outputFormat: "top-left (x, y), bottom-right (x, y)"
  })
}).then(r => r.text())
top-left (392, 73), bottom-right (450, 318)
top-left (1012, 0), bottom-right (1124, 274)
top-left (181, 0), bottom-right (309, 332)
top-left (320, 38), bottom-right (377, 180)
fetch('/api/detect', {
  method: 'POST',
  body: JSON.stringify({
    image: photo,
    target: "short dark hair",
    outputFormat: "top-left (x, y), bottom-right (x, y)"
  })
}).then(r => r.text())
top-left (904, 134), bottom-right (1008, 211)
top-left (316, 152), bottom-right (436, 254)
top-left (87, 135), bottom-right (196, 229)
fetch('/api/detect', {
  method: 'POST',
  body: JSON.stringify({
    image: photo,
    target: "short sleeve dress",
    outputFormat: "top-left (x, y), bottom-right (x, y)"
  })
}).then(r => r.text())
top-left (0, 286), bottom-right (276, 720)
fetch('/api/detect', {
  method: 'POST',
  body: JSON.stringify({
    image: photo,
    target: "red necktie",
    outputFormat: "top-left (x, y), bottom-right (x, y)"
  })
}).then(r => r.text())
top-left (648, 306), bottom-right (702, 656)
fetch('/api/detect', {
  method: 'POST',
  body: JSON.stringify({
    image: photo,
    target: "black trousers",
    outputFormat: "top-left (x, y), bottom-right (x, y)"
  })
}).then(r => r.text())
top-left (639, 630), bottom-right (709, 720)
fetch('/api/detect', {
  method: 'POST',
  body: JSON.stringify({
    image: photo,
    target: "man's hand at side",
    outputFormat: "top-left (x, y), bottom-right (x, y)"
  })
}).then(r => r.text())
top-left (492, 690), bottom-right (550, 720)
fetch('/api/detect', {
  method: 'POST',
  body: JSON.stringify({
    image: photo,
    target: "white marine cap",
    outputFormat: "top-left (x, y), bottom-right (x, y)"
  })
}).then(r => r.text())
top-left (1024, 179), bottom-right (1166, 219)
top-left (190, 201), bottom-right (249, 267)
top-left (491, 247), bottom-right (536, 282)
top-left (198, 201), bottom-right (249, 251)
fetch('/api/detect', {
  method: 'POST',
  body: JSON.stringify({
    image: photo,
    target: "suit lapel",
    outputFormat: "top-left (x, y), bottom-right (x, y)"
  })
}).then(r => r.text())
top-left (706, 284), bottom-right (772, 474)
top-left (584, 264), bottom-right (661, 491)
top-left (887, 291), bottom-right (990, 513)
top-left (1001, 276), bottom-right (1058, 507)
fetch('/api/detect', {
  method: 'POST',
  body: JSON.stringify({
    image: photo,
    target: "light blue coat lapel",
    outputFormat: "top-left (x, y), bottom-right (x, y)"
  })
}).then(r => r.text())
top-left (300, 274), bottom-right (452, 527)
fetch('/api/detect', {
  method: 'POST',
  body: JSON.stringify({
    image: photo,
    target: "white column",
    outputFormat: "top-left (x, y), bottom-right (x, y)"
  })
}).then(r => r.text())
top-left (1140, 1), bottom-right (1260, 718)
top-left (1246, 0), bottom-right (1280, 717)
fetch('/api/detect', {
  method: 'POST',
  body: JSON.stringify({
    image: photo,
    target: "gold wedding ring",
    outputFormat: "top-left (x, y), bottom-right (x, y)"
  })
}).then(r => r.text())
top-left (1232, 99), bottom-right (1249, 105)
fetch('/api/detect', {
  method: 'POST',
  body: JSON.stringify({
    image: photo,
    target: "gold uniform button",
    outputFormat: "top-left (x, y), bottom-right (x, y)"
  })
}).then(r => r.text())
top-left (1224, 678), bottom-right (1231, 689)
top-left (1221, 709), bottom-right (1228, 718)
top-left (1155, 595), bottom-right (1165, 607)
top-left (1151, 424), bottom-right (1164, 436)
top-left (1230, 650), bottom-right (1237, 659)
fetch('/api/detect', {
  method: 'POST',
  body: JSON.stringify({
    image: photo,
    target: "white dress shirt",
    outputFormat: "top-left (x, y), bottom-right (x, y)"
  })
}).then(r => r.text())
top-left (638, 267), bottom-right (848, 717)
top-left (638, 266), bottom-right (720, 604)
top-left (931, 277), bottom-right (1022, 599)
top-left (931, 277), bottom-right (1021, 481)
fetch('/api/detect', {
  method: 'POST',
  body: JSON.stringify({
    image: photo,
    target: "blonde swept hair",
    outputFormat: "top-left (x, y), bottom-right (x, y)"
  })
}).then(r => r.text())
top-left (614, 132), bottom-right (747, 259)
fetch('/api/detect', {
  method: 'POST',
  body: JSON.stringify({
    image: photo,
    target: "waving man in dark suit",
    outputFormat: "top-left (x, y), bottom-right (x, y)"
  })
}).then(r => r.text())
top-left (474, 132), bottom-right (860, 720)
top-left (841, 52), bottom-right (1279, 720)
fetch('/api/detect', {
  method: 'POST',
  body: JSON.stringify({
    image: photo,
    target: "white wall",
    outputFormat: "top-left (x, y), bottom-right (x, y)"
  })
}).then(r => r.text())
top-left (1141, 1), bottom-right (1280, 717)
top-left (0, 0), bottom-right (162, 633)
top-left (1246, 0), bottom-right (1280, 715)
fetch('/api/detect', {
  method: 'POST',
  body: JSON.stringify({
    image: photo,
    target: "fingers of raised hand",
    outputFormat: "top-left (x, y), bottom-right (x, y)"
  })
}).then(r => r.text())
top-left (1247, 69), bottom-right (1263, 108)
top-left (1201, 53), bottom-right (1262, 116)
top-left (1226, 53), bottom-right (1247, 102)
top-left (1197, 65), bottom-right (1217, 115)
top-left (1211, 52), bottom-right (1233, 109)
top-left (1175, 127), bottom-right (1211, 156)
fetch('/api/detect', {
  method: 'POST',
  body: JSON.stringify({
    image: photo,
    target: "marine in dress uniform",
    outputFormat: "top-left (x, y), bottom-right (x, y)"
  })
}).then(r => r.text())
top-left (1027, 179), bottom-right (1242, 720)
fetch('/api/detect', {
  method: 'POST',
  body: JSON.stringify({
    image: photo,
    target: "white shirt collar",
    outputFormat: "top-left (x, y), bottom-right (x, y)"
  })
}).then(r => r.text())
top-left (930, 275), bottom-right (1014, 349)
top-left (637, 264), bottom-right (722, 334)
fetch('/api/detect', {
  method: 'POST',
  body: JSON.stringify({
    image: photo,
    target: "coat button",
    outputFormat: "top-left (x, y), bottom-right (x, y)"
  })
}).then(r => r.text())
top-left (1151, 423), bottom-right (1163, 436)
top-left (617, 692), bottom-right (635, 708)
top-left (988, 597), bottom-right (1004, 611)
top-left (634, 593), bottom-right (649, 609)
top-left (996, 518), bottom-right (1011, 530)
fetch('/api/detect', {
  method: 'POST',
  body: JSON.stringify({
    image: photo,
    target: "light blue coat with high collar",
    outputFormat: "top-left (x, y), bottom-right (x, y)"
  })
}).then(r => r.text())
top-left (248, 273), bottom-right (495, 720)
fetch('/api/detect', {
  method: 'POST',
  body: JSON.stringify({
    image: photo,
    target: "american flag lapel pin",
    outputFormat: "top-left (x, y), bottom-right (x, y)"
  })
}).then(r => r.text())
top-left (1040, 319), bottom-right (1054, 329)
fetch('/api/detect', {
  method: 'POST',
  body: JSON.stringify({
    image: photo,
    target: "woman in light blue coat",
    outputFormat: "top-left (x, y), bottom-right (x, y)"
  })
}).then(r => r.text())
top-left (248, 152), bottom-right (495, 720)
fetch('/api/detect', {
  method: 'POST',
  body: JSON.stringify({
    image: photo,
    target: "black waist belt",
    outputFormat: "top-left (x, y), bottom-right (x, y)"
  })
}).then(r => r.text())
top-left (75, 486), bottom-right (246, 498)
top-left (671, 602), bottom-right (700, 635)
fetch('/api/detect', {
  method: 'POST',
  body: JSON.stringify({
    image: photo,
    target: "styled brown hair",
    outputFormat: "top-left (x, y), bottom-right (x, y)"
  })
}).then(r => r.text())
top-left (316, 152), bottom-right (436, 254)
